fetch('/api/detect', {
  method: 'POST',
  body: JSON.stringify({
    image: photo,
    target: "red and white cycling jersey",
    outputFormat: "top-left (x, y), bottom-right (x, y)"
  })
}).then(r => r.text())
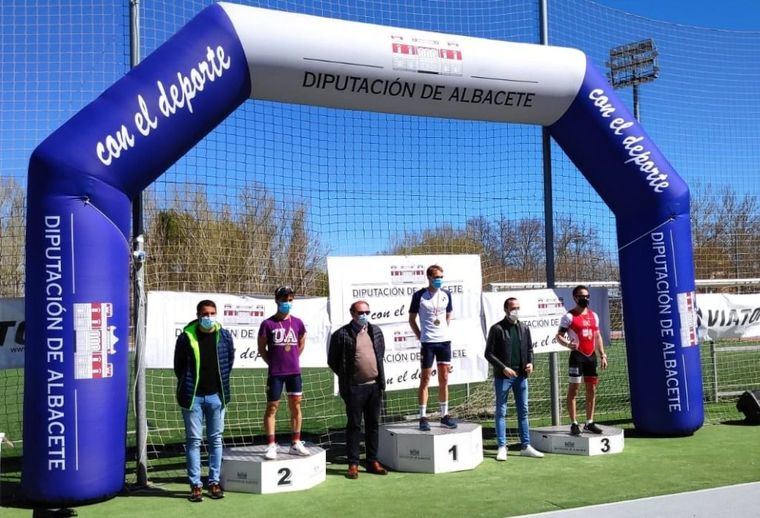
top-left (559, 310), bottom-right (599, 357)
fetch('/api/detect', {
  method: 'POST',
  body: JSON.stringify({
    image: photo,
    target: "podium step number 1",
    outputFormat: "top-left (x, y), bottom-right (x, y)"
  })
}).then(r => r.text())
top-left (378, 422), bottom-right (483, 473)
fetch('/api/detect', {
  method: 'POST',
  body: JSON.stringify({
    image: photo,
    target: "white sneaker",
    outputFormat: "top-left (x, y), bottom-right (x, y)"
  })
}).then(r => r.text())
top-left (289, 440), bottom-right (310, 456)
top-left (520, 444), bottom-right (545, 458)
top-left (496, 446), bottom-right (507, 461)
top-left (264, 443), bottom-right (278, 460)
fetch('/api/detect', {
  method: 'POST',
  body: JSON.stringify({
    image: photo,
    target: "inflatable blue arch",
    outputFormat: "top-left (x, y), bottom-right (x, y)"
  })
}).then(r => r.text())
top-left (23, 2), bottom-right (703, 503)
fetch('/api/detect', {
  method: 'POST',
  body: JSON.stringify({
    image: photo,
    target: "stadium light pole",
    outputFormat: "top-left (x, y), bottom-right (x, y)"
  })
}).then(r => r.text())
top-left (606, 39), bottom-right (659, 121)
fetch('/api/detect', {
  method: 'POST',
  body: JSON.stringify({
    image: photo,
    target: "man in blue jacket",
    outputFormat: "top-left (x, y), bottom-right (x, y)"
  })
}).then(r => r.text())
top-left (174, 299), bottom-right (235, 502)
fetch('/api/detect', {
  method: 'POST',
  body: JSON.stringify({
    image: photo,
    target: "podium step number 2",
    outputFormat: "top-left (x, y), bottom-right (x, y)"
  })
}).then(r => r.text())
top-left (220, 444), bottom-right (326, 494)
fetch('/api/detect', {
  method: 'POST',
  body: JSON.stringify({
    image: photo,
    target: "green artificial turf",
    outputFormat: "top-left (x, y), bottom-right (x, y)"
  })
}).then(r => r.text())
top-left (3, 422), bottom-right (758, 517)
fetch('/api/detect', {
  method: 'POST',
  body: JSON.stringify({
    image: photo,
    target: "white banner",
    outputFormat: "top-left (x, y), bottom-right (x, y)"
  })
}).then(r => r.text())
top-left (482, 288), bottom-right (611, 354)
top-left (327, 255), bottom-right (488, 392)
top-left (0, 298), bottom-right (24, 369)
top-left (697, 293), bottom-right (760, 341)
top-left (145, 291), bottom-right (331, 368)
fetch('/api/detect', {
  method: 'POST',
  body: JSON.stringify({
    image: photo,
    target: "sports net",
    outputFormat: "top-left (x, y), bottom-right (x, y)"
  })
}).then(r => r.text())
top-left (138, 0), bottom-right (542, 475)
top-left (548, 0), bottom-right (760, 425)
top-left (0, 0), bottom-right (759, 489)
top-left (0, 0), bottom-right (130, 484)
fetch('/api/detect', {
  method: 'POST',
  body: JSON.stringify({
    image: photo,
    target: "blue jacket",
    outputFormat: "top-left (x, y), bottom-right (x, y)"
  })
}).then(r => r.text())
top-left (173, 320), bottom-right (235, 409)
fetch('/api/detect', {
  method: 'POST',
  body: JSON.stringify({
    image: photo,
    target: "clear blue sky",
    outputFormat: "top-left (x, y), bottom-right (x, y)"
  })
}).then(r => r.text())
top-left (594, 0), bottom-right (760, 30)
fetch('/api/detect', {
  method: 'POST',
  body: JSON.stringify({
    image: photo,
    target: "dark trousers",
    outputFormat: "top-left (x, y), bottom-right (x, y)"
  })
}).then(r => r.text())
top-left (343, 382), bottom-right (381, 465)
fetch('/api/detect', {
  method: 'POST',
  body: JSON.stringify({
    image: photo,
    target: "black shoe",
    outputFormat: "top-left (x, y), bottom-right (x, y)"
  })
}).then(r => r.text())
top-left (584, 422), bottom-right (603, 434)
top-left (419, 417), bottom-right (431, 431)
top-left (208, 483), bottom-right (224, 499)
top-left (188, 485), bottom-right (203, 502)
top-left (440, 415), bottom-right (458, 429)
top-left (570, 423), bottom-right (581, 436)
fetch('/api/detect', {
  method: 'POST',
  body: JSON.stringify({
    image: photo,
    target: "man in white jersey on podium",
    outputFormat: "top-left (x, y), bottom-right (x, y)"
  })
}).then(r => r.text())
top-left (555, 285), bottom-right (608, 436)
top-left (409, 264), bottom-right (457, 431)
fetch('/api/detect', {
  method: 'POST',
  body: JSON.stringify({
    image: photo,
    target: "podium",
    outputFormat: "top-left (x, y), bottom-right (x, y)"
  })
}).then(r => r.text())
top-left (377, 422), bottom-right (483, 473)
top-left (529, 425), bottom-right (624, 456)
top-left (220, 444), bottom-right (326, 494)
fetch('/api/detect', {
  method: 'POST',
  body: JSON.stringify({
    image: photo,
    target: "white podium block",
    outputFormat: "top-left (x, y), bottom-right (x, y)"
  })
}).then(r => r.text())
top-left (378, 422), bottom-right (483, 473)
top-left (220, 444), bottom-right (326, 494)
top-left (529, 425), bottom-right (624, 456)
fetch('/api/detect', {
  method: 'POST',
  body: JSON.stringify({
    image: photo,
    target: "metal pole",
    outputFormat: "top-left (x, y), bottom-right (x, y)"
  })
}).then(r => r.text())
top-left (130, 0), bottom-right (149, 488)
top-left (633, 84), bottom-right (640, 121)
top-left (540, 0), bottom-right (561, 426)
top-left (710, 342), bottom-right (719, 403)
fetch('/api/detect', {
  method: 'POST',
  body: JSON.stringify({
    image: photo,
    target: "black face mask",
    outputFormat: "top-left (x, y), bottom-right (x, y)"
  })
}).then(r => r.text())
top-left (577, 298), bottom-right (590, 308)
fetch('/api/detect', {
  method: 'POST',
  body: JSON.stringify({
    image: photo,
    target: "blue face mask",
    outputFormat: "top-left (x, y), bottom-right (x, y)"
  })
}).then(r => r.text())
top-left (357, 313), bottom-right (370, 327)
top-left (278, 301), bottom-right (292, 314)
top-left (199, 315), bottom-right (216, 330)
top-left (432, 278), bottom-right (444, 289)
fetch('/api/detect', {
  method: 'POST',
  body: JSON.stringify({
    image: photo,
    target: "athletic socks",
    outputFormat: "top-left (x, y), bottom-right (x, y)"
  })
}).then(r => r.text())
top-left (267, 434), bottom-right (276, 445)
top-left (440, 401), bottom-right (448, 417)
top-left (292, 431), bottom-right (301, 443)
top-left (419, 405), bottom-right (427, 418)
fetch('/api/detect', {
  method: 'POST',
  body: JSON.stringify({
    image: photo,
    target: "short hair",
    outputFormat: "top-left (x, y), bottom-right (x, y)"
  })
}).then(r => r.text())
top-left (504, 297), bottom-right (518, 309)
top-left (275, 285), bottom-right (295, 300)
top-left (196, 299), bottom-right (216, 313)
top-left (349, 300), bottom-right (369, 313)
top-left (572, 285), bottom-right (589, 297)
top-left (426, 264), bottom-right (443, 277)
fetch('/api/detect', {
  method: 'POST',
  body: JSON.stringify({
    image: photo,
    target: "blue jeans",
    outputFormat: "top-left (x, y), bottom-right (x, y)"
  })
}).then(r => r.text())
top-left (181, 393), bottom-right (225, 487)
top-left (494, 376), bottom-right (530, 448)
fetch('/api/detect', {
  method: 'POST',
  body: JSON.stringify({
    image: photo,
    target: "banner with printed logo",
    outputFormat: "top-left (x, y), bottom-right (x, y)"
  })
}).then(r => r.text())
top-left (145, 291), bottom-right (330, 368)
top-left (0, 298), bottom-right (24, 369)
top-left (482, 288), bottom-right (611, 354)
top-left (696, 292), bottom-right (760, 341)
top-left (327, 255), bottom-right (487, 392)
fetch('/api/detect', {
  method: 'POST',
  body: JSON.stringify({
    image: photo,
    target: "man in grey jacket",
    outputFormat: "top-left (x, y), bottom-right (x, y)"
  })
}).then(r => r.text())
top-left (328, 300), bottom-right (389, 479)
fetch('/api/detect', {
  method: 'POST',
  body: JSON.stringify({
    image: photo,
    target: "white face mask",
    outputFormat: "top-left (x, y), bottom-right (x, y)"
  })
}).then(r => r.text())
top-left (507, 310), bottom-right (519, 323)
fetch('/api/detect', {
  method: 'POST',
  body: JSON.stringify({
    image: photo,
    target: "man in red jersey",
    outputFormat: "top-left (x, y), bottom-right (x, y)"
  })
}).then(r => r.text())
top-left (555, 285), bottom-right (608, 436)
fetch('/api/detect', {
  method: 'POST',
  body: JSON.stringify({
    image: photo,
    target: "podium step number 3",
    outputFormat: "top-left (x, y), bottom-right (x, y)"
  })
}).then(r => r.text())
top-left (220, 444), bottom-right (326, 494)
top-left (529, 425), bottom-right (624, 456)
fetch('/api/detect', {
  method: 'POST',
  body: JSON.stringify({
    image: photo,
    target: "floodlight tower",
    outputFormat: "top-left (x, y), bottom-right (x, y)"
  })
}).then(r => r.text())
top-left (607, 39), bottom-right (659, 121)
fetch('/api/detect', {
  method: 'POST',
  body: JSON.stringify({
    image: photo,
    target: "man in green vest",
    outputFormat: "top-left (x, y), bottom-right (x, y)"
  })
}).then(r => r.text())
top-left (174, 299), bottom-right (235, 502)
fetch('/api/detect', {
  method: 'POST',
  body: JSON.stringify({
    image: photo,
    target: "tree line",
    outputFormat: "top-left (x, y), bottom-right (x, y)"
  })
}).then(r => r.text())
top-left (143, 185), bottom-right (328, 296)
top-left (390, 215), bottom-right (617, 286)
top-left (0, 176), bottom-right (757, 298)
